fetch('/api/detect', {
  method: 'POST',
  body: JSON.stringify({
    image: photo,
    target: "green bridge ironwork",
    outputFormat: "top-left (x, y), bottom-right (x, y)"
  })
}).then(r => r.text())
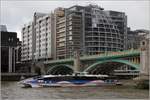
top-left (44, 50), bottom-right (140, 74)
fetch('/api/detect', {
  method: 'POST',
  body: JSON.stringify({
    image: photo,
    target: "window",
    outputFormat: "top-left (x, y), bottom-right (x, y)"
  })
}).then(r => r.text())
top-left (69, 26), bottom-right (72, 30)
top-left (69, 31), bottom-right (72, 35)
top-left (59, 43), bottom-right (65, 46)
top-left (69, 21), bottom-right (72, 25)
top-left (142, 41), bottom-right (145, 45)
top-left (69, 36), bottom-right (72, 40)
top-left (69, 41), bottom-right (73, 45)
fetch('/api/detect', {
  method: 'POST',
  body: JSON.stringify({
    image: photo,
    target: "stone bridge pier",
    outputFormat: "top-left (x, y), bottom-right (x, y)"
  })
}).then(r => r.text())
top-left (139, 36), bottom-right (150, 78)
top-left (31, 62), bottom-right (46, 75)
top-left (134, 35), bottom-right (149, 89)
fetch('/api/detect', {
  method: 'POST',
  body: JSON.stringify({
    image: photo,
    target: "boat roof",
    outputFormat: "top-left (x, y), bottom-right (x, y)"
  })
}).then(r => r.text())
top-left (42, 74), bottom-right (108, 78)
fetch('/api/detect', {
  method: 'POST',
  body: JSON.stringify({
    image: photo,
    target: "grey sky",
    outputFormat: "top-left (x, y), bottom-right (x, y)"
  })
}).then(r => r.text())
top-left (1, 0), bottom-right (150, 40)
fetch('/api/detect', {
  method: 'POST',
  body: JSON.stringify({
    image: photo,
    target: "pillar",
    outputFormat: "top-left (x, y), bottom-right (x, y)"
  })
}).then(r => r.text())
top-left (74, 50), bottom-right (80, 73)
top-left (13, 48), bottom-right (15, 72)
top-left (31, 64), bottom-right (35, 73)
top-left (9, 47), bottom-right (13, 72)
top-left (133, 36), bottom-right (149, 89)
top-left (131, 58), bottom-right (134, 63)
top-left (136, 57), bottom-right (139, 64)
top-left (140, 38), bottom-right (149, 75)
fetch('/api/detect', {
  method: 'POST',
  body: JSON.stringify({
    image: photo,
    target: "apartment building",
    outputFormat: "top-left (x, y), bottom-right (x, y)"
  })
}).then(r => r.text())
top-left (21, 12), bottom-right (55, 62)
top-left (54, 8), bottom-right (66, 59)
top-left (21, 22), bottom-right (33, 62)
top-left (33, 12), bottom-right (55, 61)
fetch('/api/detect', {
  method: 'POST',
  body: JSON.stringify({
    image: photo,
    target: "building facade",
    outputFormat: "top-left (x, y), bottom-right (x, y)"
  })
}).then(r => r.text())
top-left (65, 6), bottom-right (84, 58)
top-left (15, 39), bottom-right (22, 63)
top-left (34, 12), bottom-right (55, 61)
top-left (126, 28), bottom-right (149, 50)
top-left (106, 10), bottom-right (127, 50)
top-left (140, 31), bottom-right (150, 75)
top-left (127, 28), bottom-right (140, 49)
top-left (21, 12), bottom-right (55, 62)
top-left (1, 28), bottom-right (19, 72)
top-left (21, 22), bottom-right (34, 62)
top-left (55, 5), bottom-right (127, 59)
top-left (54, 8), bottom-right (66, 59)
top-left (21, 4), bottom-right (128, 60)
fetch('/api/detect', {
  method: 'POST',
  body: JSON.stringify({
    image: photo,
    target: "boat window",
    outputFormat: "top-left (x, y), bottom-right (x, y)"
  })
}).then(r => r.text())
top-left (33, 76), bottom-right (41, 79)
top-left (44, 77), bottom-right (52, 80)
top-left (37, 78), bottom-right (43, 80)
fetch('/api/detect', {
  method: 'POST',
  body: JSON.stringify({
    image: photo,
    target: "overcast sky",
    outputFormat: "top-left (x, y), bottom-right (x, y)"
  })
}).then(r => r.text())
top-left (1, 0), bottom-right (150, 40)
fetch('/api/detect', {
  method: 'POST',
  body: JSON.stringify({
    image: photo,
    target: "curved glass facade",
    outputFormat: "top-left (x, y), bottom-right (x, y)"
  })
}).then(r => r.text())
top-left (65, 5), bottom-right (127, 57)
top-left (85, 6), bottom-right (123, 55)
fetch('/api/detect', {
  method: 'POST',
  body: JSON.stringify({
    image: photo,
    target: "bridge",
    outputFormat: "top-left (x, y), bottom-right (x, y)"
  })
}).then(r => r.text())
top-left (39, 50), bottom-right (140, 75)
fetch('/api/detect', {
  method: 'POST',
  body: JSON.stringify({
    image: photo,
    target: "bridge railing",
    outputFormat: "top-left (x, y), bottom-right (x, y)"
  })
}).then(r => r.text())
top-left (45, 49), bottom-right (140, 64)
top-left (81, 49), bottom-right (140, 59)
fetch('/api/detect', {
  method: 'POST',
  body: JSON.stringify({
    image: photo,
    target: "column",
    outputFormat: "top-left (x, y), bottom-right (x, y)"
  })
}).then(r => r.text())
top-left (9, 47), bottom-right (12, 72)
top-left (74, 50), bottom-right (80, 73)
top-left (13, 48), bottom-right (15, 72)
top-left (140, 39), bottom-right (149, 75)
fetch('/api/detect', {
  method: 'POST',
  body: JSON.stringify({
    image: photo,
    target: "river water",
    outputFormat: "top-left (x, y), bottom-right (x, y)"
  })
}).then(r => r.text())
top-left (1, 81), bottom-right (149, 100)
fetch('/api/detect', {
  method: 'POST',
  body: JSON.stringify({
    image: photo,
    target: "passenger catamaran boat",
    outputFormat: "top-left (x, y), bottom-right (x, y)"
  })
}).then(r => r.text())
top-left (18, 72), bottom-right (120, 88)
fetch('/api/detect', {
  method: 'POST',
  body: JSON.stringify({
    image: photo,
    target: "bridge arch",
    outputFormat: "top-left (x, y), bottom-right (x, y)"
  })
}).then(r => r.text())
top-left (47, 64), bottom-right (73, 75)
top-left (84, 59), bottom-right (139, 73)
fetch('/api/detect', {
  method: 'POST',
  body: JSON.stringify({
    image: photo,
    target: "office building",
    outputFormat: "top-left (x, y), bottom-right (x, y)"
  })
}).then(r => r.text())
top-left (127, 28), bottom-right (149, 49)
top-left (55, 5), bottom-right (127, 59)
top-left (127, 28), bottom-right (140, 49)
top-left (1, 26), bottom-right (19, 72)
top-left (106, 10), bottom-right (127, 50)
top-left (15, 39), bottom-right (22, 63)
top-left (21, 12), bottom-right (55, 62)
top-left (34, 12), bottom-right (55, 61)
top-left (21, 4), bottom-right (128, 60)
top-left (21, 22), bottom-right (34, 62)
top-left (54, 8), bottom-right (66, 59)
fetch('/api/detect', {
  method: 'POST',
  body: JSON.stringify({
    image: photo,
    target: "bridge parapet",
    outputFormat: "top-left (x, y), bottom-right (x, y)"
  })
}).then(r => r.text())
top-left (44, 58), bottom-right (73, 64)
top-left (81, 50), bottom-right (140, 59)
top-left (44, 50), bottom-right (140, 65)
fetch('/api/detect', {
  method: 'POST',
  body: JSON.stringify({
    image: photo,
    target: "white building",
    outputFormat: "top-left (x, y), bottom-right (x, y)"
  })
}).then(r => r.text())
top-left (34, 12), bottom-right (55, 61)
top-left (21, 22), bottom-right (34, 61)
top-left (21, 12), bottom-right (55, 62)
